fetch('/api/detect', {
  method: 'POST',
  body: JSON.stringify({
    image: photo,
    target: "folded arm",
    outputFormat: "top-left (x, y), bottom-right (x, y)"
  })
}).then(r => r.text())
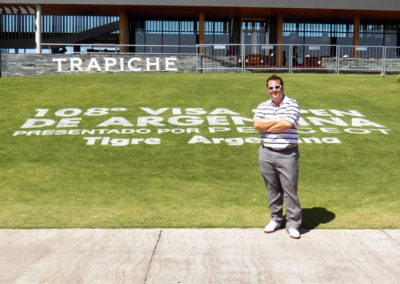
top-left (253, 118), bottom-right (294, 133)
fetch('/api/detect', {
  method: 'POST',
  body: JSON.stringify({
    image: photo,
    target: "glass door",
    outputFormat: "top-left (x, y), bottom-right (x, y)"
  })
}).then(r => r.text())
top-left (241, 20), bottom-right (267, 45)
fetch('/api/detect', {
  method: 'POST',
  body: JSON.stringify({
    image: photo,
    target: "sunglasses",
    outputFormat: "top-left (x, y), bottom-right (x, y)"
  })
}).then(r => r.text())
top-left (268, 85), bottom-right (282, 91)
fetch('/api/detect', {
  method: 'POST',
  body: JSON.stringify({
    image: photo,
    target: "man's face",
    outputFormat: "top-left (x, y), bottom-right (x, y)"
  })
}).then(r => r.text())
top-left (267, 79), bottom-right (284, 103)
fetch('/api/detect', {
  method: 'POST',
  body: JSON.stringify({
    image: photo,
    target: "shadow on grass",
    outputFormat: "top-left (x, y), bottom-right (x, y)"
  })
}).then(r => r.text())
top-left (301, 207), bottom-right (336, 230)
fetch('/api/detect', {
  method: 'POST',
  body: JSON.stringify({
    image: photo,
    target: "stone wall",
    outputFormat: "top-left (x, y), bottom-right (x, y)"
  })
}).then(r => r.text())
top-left (2, 53), bottom-right (399, 76)
top-left (0, 53), bottom-right (197, 77)
top-left (322, 57), bottom-right (400, 72)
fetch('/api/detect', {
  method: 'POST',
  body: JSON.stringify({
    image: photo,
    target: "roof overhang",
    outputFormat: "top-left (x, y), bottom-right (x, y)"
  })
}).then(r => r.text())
top-left (0, 1), bottom-right (399, 22)
top-left (0, 0), bottom-right (399, 11)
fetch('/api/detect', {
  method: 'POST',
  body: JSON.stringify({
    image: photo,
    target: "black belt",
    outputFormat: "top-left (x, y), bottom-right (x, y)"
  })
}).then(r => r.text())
top-left (261, 144), bottom-right (298, 151)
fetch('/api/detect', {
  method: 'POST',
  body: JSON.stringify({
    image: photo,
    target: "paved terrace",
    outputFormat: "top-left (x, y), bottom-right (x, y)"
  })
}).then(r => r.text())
top-left (1, 229), bottom-right (399, 283)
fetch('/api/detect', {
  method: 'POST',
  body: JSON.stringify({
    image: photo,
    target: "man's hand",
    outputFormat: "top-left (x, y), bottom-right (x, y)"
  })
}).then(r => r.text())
top-left (254, 118), bottom-right (293, 133)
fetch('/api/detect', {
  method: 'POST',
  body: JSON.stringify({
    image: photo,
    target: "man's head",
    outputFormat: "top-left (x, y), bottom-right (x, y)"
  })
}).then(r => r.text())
top-left (266, 75), bottom-right (284, 105)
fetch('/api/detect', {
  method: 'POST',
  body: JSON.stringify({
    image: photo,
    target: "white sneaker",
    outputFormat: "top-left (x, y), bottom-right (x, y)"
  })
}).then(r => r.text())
top-left (287, 228), bottom-right (301, 239)
top-left (264, 220), bottom-right (280, 233)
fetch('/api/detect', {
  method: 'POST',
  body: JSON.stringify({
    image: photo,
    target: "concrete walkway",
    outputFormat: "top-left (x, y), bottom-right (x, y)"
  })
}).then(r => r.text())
top-left (0, 229), bottom-right (399, 284)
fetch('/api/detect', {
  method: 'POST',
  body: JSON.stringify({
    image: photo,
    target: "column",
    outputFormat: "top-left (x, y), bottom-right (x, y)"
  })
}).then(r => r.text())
top-left (199, 12), bottom-right (205, 44)
top-left (269, 16), bottom-right (284, 67)
top-left (230, 16), bottom-right (241, 57)
top-left (276, 15), bottom-right (283, 67)
top-left (199, 12), bottom-right (205, 55)
top-left (353, 15), bottom-right (360, 58)
top-left (231, 16), bottom-right (241, 44)
top-left (119, 11), bottom-right (129, 53)
top-left (35, 5), bottom-right (42, 54)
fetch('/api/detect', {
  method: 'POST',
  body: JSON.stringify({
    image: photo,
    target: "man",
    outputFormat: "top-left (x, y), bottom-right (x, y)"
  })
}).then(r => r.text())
top-left (253, 75), bottom-right (302, 239)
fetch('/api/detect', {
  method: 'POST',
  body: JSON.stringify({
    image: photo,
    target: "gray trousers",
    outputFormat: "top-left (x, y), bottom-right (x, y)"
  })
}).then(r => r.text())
top-left (258, 146), bottom-right (302, 229)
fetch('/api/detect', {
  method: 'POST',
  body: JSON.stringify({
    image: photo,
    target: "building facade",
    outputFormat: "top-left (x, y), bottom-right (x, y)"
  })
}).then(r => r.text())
top-left (1, 0), bottom-right (399, 53)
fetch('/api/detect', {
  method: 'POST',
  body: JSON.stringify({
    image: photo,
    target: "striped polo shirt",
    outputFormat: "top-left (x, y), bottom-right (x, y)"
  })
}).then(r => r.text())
top-left (253, 95), bottom-right (300, 150)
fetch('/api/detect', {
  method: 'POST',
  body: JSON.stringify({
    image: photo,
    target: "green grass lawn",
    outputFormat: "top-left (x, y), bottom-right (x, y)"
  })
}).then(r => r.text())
top-left (0, 73), bottom-right (399, 228)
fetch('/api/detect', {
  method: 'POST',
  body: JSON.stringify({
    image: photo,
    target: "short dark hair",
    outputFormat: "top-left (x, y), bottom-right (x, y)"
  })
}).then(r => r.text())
top-left (266, 75), bottom-right (284, 88)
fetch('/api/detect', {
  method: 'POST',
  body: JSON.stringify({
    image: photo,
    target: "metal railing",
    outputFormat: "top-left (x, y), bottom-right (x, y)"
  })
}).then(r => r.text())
top-left (196, 44), bottom-right (242, 71)
top-left (196, 44), bottom-right (400, 74)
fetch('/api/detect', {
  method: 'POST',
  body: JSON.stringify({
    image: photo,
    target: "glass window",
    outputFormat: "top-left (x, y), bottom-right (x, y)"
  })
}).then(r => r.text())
top-left (359, 24), bottom-right (398, 46)
top-left (134, 19), bottom-right (230, 52)
top-left (283, 21), bottom-right (354, 45)
top-left (241, 20), bottom-right (266, 31)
